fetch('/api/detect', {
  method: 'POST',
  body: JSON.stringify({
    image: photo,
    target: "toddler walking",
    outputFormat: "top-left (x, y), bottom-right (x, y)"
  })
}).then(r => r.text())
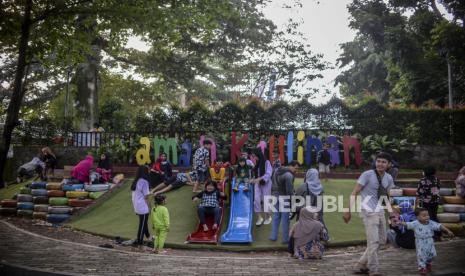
top-left (403, 208), bottom-right (454, 275)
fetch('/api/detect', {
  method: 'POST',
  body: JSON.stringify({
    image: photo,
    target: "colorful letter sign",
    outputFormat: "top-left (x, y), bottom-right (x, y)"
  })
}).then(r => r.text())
top-left (178, 140), bottom-right (192, 167)
top-left (230, 132), bottom-right (249, 164)
top-left (136, 137), bottom-right (151, 165)
top-left (343, 135), bottom-right (362, 167)
top-left (154, 136), bottom-right (178, 165)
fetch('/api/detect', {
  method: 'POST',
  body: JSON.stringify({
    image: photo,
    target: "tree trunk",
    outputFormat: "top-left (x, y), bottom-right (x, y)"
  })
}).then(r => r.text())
top-left (74, 15), bottom-right (101, 131)
top-left (0, 0), bottom-right (33, 188)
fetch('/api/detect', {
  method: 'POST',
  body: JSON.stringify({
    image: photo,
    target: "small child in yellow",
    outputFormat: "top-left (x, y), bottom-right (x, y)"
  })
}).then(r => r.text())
top-left (150, 194), bottom-right (170, 254)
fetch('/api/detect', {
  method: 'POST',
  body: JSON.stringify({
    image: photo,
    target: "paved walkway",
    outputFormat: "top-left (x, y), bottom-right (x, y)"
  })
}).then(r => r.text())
top-left (0, 220), bottom-right (464, 275)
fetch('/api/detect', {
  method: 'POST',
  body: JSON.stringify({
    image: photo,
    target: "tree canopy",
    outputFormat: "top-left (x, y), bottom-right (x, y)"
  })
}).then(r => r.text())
top-left (336, 0), bottom-right (465, 107)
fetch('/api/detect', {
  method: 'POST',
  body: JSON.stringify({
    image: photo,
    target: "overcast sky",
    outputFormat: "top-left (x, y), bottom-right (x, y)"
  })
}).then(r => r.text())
top-left (127, 0), bottom-right (356, 105)
top-left (261, 0), bottom-right (355, 104)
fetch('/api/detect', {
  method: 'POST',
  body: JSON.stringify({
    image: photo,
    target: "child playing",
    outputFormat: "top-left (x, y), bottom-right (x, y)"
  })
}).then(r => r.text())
top-left (192, 140), bottom-right (212, 192)
top-left (233, 157), bottom-right (251, 192)
top-left (152, 171), bottom-right (198, 196)
top-left (16, 156), bottom-right (45, 183)
top-left (96, 153), bottom-right (112, 183)
top-left (150, 194), bottom-right (170, 254)
top-left (403, 208), bottom-right (454, 275)
top-left (417, 166), bottom-right (441, 237)
top-left (41, 147), bottom-right (57, 180)
top-left (70, 155), bottom-right (94, 184)
top-left (192, 181), bottom-right (226, 232)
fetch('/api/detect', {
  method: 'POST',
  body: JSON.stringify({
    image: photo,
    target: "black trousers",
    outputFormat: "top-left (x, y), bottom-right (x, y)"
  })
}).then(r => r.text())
top-left (136, 213), bottom-right (150, 245)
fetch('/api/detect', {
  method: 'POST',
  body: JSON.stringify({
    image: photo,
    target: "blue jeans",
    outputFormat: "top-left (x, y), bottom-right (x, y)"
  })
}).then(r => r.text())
top-left (197, 206), bottom-right (220, 225)
top-left (269, 196), bottom-right (290, 243)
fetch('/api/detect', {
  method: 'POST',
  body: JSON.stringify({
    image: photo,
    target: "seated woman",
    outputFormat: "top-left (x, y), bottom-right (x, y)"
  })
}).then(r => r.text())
top-left (16, 156), bottom-right (45, 183)
top-left (294, 168), bottom-right (329, 240)
top-left (289, 206), bottom-right (326, 260)
top-left (149, 153), bottom-right (173, 188)
top-left (192, 181), bottom-right (226, 232)
top-left (41, 147), bottom-right (57, 180)
top-left (387, 201), bottom-right (416, 249)
top-left (68, 155), bottom-right (94, 184)
top-left (153, 171), bottom-right (198, 196)
top-left (96, 153), bottom-right (112, 183)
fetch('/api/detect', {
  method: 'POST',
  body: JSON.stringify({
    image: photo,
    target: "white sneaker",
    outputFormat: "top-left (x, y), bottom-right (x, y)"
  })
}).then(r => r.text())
top-left (256, 217), bottom-right (264, 226)
top-left (263, 217), bottom-right (272, 225)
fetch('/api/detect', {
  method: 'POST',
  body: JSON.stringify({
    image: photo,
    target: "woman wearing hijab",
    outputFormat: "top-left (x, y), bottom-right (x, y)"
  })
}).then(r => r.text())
top-left (71, 155), bottom-right (94, 184)
top-left (388, 201), bottom-right (416, 249)
top-left (295, 168), bottom-right (329, 240)
top-left (96, 153), bottom-right (112, 183)
top-left (289, 206), bottom-right (326, 259)
top-left (250, 148), bottom-right (273, 226)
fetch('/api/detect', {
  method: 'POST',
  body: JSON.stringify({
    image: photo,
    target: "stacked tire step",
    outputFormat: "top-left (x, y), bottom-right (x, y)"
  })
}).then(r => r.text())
top-left (0, 181), bottom-right (112, 224)
top-left (389, 187), bottom-right (465, 236)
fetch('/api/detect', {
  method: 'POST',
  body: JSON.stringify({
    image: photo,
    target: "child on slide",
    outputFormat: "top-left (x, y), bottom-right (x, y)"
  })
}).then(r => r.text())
top-left (192, 181), bottom-right (226, 232)
top-left (233, 157), bottom-right (251, 192)
top-left (153, 171), bottom-right (198, 196)
top-left (150, 194), bottom-right (170, 254)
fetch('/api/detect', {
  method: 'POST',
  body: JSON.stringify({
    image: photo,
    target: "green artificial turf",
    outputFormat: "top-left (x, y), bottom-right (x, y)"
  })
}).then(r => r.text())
top-left (0, 180), bottom-right (32, 201)
top-left (68, 178), bottom-right (366, 250)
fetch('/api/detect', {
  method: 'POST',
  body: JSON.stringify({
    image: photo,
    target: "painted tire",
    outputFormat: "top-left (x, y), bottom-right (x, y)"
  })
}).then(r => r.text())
top-left (391, 196), bottom-right (416, 206)
top-left (443, 196), bottom-right (465, 204)
top-left (439, 188), bottom-right (455, 196)
top-left (34, 204), bottom-right (49, 212)
top-left (438, 205), bottom-right (444, 213)
top-left (19, 187), bottom-right (31, 194)
top-left (17, 194), bottom-right (33, 202)
top-left (47, 190), bottom-right (65, 197)
top-left (443, 204), bottom-right (465, 213)
top-left (389, 189), bottom-right (403, 197)
top-left (71, 207), bottom-right (84, 214)
top-left (31, 182), bottom-right (47, 189)
top-left (89, 191), bottom-right (105, 200)
top-left (46, 183), bottom-right (62, 190)
top-left (0, 207), bottom-right (17, 216)
top-left (402, 188), bottom-right (417, 196)
top-left (460, 213), bottom-right (465, 222)
top-left (33, 196), bottom-right (49, 205)
top-left (46, 214), bottom-right (70, 223)
top-left (17, 209), bottom-right (33, 218)
top-left (68, 198), bottom-right (93, 207)
top-left (66, 191), bottom-right (89, 198)
top-left (48, 206), bottom-right (72, 214)
top-left (437, 213), bottom-right (460, 223)
top-left (1, 199), bottom-right (17, 208)
top-left (85, 184), bottom-right (110, 192)
top-left (441, 223), bottom-right (465, 236)
top-left (31, 189), bottom-right (48, 197)
top-left (17, 202), bottom-right (34, 210)
top-left (62, 184), bottom-right (84, 192)
top-left (33, 212), bottom-right (47, 220)
top-left (49, 197), bottom-right (68, 206)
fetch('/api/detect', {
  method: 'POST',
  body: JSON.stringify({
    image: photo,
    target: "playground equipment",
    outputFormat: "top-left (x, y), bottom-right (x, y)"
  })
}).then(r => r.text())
top-left (220, 178), bottom-right (253, 243)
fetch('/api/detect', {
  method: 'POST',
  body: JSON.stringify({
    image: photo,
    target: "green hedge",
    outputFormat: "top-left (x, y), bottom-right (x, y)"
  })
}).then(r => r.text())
top-left (18, 98), bottom-right (465, 145)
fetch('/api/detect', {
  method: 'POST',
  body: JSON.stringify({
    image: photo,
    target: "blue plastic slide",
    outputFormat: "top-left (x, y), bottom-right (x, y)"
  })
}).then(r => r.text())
top-left (220, 178), bottom-right (254, 243)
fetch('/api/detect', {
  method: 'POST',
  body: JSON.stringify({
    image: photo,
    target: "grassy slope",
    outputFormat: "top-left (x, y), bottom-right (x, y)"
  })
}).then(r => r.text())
top-left (0, 180), bottom-right (32, 201)
top-left (68, 178), bottom-right (365, 249)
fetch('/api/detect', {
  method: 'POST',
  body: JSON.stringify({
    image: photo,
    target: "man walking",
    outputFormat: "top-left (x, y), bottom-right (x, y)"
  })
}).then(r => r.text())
top-left (343, 152), bottom-right (395, 276)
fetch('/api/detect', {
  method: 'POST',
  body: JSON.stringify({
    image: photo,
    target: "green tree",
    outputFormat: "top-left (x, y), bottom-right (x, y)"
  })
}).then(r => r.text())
top-left (337, 0), bottom-right (465, 106)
